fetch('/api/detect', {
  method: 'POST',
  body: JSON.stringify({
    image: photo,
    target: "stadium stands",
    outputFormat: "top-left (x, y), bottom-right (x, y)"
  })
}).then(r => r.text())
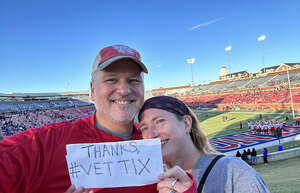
top-left (1, 63), bottom-right (300, 138)
top-left (0, 91), bottom-right (95, 137)
top-left (178, 87), bottom-right (300, 109)
top-left (147, 63), bottom-right (300, 110)
top-left (0, 99), bottom-right (91, 112)
top-left (0, 106), bottom-right (95, 137)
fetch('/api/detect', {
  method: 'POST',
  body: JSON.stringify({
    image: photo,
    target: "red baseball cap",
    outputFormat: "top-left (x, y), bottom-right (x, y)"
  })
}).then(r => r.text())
top-left (92, 45), bottom-right (148, 74)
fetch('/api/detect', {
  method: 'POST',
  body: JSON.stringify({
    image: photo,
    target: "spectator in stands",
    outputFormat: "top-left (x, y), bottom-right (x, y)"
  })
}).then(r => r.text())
top-left (0, 45), bottom-right (195, 193)
top-left (263, 148), bottom-right (269, 165)
top-left (138, 96), bottom-right (270, 193)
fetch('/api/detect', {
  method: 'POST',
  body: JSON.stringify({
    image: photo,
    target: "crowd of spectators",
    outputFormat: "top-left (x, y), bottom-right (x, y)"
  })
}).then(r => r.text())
top-left (181, 87), bottom-right (300, 109)
top-left (222, 88), bottom-right (290, 104)
top-left (0, 106), bottom-right (94, 138)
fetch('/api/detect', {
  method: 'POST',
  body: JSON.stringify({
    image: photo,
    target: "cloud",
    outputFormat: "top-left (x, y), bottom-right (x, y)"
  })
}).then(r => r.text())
top-left (225, 45), bottom-right (232, 52)
top-left (257, 34), bottom-right (266, 41)
top-left (189, 17), bottom-right (224, 31)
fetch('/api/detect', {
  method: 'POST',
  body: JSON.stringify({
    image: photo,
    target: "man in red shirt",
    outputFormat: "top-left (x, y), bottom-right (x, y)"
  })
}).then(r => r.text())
top-left (0, 45), bottom-right (195, 193)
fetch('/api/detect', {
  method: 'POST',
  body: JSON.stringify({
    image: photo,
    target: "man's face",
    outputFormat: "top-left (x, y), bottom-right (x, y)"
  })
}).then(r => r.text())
top-left (91, 59), bottom-right (144, 125)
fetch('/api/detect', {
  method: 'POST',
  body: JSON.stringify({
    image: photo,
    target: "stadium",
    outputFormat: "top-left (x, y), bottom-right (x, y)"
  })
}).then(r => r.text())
top-left (2, 62), bottom-right (300, 142)
top-left (1, 63), bottom-right (300, 192)
top-left (1, 62), bottom-right (300, 141)
top-left (2, 0), bottom-right (300, 192)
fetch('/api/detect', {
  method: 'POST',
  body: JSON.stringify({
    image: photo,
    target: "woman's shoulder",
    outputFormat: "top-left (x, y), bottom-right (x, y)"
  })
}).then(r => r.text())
top-left (214, 155), bottom-right (253, 171)
top-left (195, 154), bottom-right (270, 192)
top-left (219, 155), bottom-right (248, 163)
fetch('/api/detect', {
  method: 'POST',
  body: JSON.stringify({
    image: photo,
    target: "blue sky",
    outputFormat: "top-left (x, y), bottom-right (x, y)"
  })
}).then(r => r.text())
top-left (1, 0), bottom-right (299, 93)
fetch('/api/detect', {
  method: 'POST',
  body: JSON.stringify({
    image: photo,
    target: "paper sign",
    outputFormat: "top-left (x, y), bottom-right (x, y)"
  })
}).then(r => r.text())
top-left (66, 138), bottom-right (163, 188)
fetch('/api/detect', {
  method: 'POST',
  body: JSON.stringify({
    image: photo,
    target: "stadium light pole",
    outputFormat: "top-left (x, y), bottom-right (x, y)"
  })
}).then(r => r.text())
top-left (187, 58), bottom-right (195, 86)
top-left (257, 35), bottom-right (266, 73)
top-left (286, 68), bottom-right (296, 119)
top-left (225, 45), bottom-right (232, 74)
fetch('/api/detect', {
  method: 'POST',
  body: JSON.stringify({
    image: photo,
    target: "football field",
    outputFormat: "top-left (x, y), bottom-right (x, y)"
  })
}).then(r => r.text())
top-left (254, 156), bottom-right (300, 193)
top-left (194, 109), bottom-right (299, 138)
top-left (195, 109), bottom-right (300, 153)
top-left (195, 110), bottom-right (300, 192)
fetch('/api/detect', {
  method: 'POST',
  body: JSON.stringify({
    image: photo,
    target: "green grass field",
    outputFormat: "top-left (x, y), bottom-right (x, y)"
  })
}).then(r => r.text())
top-left (194, 109), bottom-right (300, 151)
top-left (254, 156), bottom-right (300, 193)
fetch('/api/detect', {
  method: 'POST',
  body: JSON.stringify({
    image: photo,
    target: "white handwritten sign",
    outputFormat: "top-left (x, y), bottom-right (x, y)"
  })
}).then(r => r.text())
top-left (66, 138), bottom-right (163, 188)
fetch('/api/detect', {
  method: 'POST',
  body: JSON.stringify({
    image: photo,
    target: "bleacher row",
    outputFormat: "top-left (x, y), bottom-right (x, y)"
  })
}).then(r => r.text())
top-left (59, 105), bottom-right (95, 119)
top-left (0, 100), bottom-right (91, 112)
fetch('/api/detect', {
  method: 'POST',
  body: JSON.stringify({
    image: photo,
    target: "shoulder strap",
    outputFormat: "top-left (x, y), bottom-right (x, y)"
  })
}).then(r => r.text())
top-left (197, 155), bottom-right (225, 193)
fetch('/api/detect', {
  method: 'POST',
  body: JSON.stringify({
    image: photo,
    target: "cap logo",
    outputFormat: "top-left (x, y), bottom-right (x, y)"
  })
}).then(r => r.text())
top-left (113, 45), bottom-right (135, 56)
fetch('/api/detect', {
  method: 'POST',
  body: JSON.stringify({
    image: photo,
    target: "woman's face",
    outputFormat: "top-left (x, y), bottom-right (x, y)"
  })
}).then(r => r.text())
top-left (139, 108), bottom-right (190, 161)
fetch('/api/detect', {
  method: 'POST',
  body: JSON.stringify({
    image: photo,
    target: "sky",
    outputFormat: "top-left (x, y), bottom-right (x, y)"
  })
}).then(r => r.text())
top-left (1, 0), bottom-right (300, 93)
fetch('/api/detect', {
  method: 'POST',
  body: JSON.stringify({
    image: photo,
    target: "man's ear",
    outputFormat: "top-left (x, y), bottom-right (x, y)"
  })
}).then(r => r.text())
top-left (183, 115), bottom-right (192, 133)
top-left (90, 81), bottom-right (95, 101)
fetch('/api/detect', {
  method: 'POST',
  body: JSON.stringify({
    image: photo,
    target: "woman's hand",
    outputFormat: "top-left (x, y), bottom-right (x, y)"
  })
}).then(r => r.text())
top-left (157, 165), bottom-right (193, 193)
